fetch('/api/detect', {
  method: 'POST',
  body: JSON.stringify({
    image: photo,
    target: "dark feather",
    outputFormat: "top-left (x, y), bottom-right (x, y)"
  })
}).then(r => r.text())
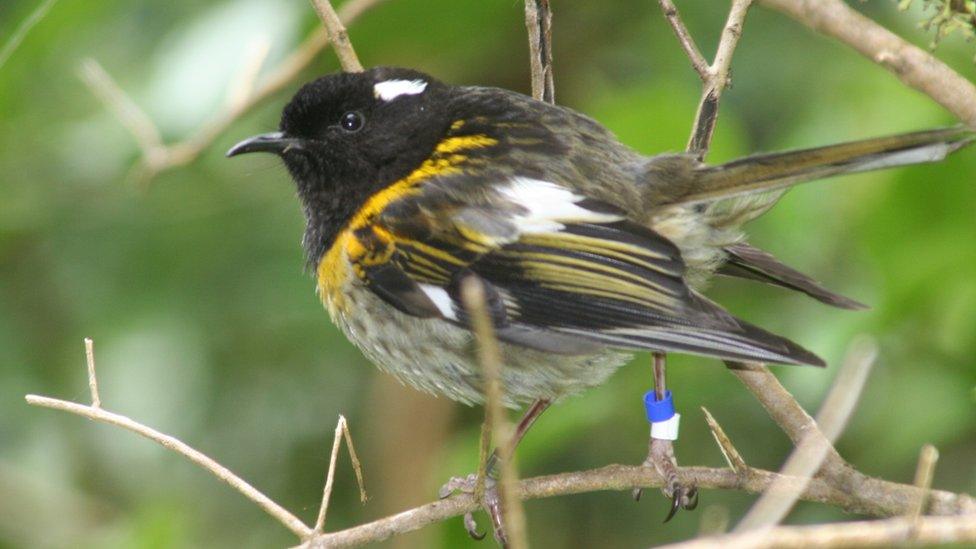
top-left (363, 263), bottom-right (442, 318)
top-left (719, 243), bottom-right (868, 310)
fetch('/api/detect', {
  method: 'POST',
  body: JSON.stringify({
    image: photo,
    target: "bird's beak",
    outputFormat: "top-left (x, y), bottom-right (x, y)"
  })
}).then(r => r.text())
top-left (225, 132), bottom-right (301, 157)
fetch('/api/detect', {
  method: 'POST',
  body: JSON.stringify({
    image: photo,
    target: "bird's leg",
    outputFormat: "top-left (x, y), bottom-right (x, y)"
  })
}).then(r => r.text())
top-left (439, 398), bottom-right (551, 545)
top-left (633, 352), bottom-right (698, 521)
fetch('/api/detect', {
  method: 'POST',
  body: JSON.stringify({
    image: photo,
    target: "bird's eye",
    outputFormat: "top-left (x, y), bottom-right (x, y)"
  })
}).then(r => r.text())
top-left (340, 111), bottom-right (364, 133)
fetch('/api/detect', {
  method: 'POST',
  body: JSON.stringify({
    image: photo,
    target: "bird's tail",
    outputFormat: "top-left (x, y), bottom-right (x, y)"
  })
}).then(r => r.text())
top-left (657, 127), bottom-right (973, 206)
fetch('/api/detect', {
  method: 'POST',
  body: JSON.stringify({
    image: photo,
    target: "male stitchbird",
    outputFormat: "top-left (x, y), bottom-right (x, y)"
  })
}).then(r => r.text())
top-left (228, 66), bottom-right (973, 536)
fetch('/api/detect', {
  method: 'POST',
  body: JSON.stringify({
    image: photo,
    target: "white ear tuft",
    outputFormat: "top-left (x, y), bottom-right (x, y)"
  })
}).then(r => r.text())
top-left (373, 79), bottom-right (428, 101)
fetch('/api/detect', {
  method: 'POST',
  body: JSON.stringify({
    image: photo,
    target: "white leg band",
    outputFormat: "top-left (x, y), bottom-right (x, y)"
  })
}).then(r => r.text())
top-left (650, 412), bottom-right (681, 441)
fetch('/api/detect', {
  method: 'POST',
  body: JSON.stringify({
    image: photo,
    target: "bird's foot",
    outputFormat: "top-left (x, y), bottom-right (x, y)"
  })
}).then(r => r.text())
top-left (633, 437), bottom-right (699, 521)
top-left (439, 473), bottom-right (506, 546)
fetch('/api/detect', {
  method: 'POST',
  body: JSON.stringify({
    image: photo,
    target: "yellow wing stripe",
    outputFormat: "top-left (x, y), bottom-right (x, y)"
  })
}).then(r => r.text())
top-left (495, 249), bottom-right (680, 297)
top-left (435, 135), bottom-right (498, 154)
top-left (520, 233), bottom-right (673, 273)
top-left (539, 282), bottom-right (676, 311)
top-left (518, 260), bottom-right (677, 309)
top-left (396, 238), bottom-right (468, 266)
top-left (521, 232), bottom-right (670, 260)
top-left (400, 248), bottom-right (452, 275)
top-left (402, 262), bottom-right (451, 284)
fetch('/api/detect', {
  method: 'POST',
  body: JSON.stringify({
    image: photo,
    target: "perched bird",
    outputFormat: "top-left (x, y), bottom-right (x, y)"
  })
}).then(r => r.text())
top-left (228, 66), bottom-right (972, 539)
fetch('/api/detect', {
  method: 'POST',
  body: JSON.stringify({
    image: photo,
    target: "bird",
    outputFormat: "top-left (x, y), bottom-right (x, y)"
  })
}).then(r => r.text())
top-left (227, 66), bottom-right (972, 542)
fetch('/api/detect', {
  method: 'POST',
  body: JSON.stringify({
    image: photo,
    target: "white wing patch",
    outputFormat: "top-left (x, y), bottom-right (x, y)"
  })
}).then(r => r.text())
top-left (419, 283), bottom-right (457, 320)
top-left (373, 79), bottom-right (428, 101)
top-left (499, 177), bottom-right (622, 233)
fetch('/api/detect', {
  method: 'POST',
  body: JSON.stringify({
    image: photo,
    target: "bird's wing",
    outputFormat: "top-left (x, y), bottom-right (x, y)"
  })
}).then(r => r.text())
top-left (357, 175), bottom-right (823, 366)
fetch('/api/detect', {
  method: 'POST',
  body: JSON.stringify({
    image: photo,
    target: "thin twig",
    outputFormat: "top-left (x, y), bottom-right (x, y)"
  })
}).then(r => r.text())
top-left (313, 415), bottom-right (367, 534)
top-left (710, 0), bottom-right (754, 92)
top-left (657, 0), bottom-right (710, 79)
top-left (0, 0), bottom-right (59, 71)
top-left (524, 0), bottom-right (554, 104)
top-left (309, 0), bottom-right (364, 72)
top-left (760, 0), bottom-right (976, 128)
top-left (86, 0), bottom-right (388, 182)
top-left (910, 444), bottom-right (940, 527)
top-left (461, 277), bottom-right (528, 549)
top-left (685, 0), bottom-right (755, 157)
top-left (701, 407), bottom-right (747, 474)
top-left (342, 420), bottom-right (368, 504)
top-left (25, 394), bottom-right (312, 539)
top-left (734, 337), bottom-right (877, 531)
top-left (314, 417), bottom-right (346, 533)
top-left (78, 58), bottom-right (165, 165)
top-left (83, 338), bottom-right (100, 409)
top-left (26, 342), bottom-right (310, 537)
top-left (475, 412), bottom-right (492, 502)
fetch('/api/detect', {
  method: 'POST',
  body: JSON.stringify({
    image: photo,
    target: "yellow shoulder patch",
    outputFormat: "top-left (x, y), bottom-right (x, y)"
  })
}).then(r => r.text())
top-left (317, 231), bottom-right (354, 316)
top-left (316, 131), bottom-right (498, 314)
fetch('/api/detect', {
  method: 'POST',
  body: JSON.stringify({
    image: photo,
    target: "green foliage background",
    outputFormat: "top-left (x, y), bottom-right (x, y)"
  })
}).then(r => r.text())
top-left (1, 1), bottom-right (974, 547)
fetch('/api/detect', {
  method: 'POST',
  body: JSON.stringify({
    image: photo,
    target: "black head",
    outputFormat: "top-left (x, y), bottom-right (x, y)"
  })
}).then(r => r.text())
top-left (227, 67), bottom-right (453, 262)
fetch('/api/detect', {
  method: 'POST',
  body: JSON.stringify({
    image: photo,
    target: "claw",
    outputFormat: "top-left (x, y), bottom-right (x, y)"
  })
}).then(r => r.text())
top-left (684, 488), bottom-right (699, 511)
top-left (664, 492), bottom-right (681, 523)
top-left (463, 512), bottom-right (486, 540)
top-left (663, 485), bottom-right (700, 522)
top-left (632, 487), bottom-right (643, 501)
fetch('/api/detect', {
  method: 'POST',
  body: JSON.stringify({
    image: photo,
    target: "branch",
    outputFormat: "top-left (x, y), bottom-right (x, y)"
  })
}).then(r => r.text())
top-left (658, 0), bottom-right (709, 79)
top-left (725, 359), bottom-right (975, 518)
top-left (26, 394), bottom-right (312, 538)
top-left (0, 0), bottom-right (59, 71)
top-left (77, 59), bottom-right (166, 167)
top-left (659, 0), bottom-right (755, 158)
top-left (300, 462), bottom-right (973, 548)
top-left (910, 444), bottom-right (940, 524)
top-left (28, 340), bottom-right (378, 545)
top-left (309, 0), bottom-right (364, 72)
top-left (760, 0), bottom-right (976, 128)
top-left (524, 0), bottom-right (555, 104)
top-left (86, 0), bottom-right (389, 182)
top-left (701, 407), bottom-right (747, 474)
top-left (734, 337), bottom-right (876, 531)
top-left (313, 415), bottom-right (367, 534)
top-left (82, 337), bottom-right (101, 408)
top-left (659, 514), bottom-right (976, 549)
